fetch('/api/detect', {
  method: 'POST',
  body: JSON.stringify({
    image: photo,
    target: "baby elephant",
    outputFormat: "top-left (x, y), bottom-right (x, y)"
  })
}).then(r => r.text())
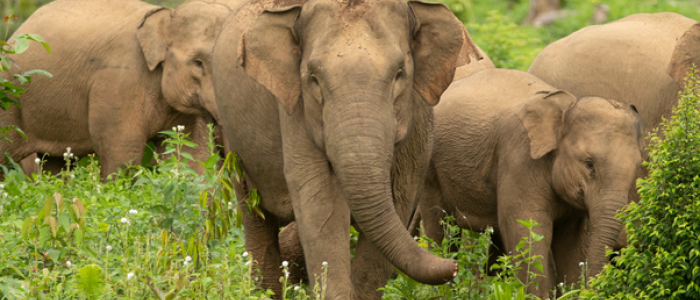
top-left (416, 69), bottom-right (643, 297)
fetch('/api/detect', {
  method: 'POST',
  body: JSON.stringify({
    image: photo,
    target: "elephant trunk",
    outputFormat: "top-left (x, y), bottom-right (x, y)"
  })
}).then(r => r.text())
top-left (585, 189), bottom-right (627, 276)
top-left (326, 99), bottom-right (457, 285)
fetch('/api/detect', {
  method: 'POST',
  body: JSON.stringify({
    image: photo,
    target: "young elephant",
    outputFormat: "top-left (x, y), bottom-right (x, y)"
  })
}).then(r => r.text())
top-left (417, 69), bottom-right (643, 298)
top-left (1, 0), bottom-right (231, 179)
top-left (212, 0), bottom-right (481, 298)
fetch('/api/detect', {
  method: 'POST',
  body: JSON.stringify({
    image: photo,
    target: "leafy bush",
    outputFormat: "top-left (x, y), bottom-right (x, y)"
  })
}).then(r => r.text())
top-left (581, 70), bottom-right (700, 299)
top-left (1, 16), bottom-right (51, 141)
top-left (468, 10), bottom-right (543, 70)
top-left (380, 217), bottom-right (557, 300)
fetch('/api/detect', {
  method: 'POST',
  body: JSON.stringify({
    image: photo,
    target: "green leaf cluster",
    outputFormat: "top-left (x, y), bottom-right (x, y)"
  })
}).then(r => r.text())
top-left (582, 69), bottom-right (700, 299)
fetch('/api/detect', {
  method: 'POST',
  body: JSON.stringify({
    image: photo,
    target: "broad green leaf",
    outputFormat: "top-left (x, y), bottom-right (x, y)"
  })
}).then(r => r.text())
top-left (21, 217), bottom-right (34, 238)
top-left (74, 228), bottom-right (83, 246)
top-left (47, 216), bottom-right (57, 237)
top-left (12, 37), bottom-right (29, 54)
top-left (58, 214), bottom-right (71, 234)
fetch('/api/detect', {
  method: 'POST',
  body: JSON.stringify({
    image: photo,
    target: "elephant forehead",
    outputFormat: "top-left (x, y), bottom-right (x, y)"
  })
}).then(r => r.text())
top-left (301, 0), bottom-right (409, 33)
top-left (566, 97), bottom-right (641, 136)
top-left (171, 4), bottom-right (229, 40)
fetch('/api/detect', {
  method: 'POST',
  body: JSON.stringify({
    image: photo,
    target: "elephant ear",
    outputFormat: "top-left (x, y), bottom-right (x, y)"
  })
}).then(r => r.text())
top-left (408, 0), bottom-right (482, 106)
top-left (137, 7), bottom-right (173, 71)
top-left (668, 23), bottom-right (700, 88)
top-left (516, 90), bottom-right (576, 160)
top-left (237, 5), bottom-right (302, 116)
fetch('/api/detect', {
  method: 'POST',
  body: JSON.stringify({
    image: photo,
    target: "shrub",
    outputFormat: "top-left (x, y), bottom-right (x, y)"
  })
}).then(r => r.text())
top-left (582, 70), bottom-right (700, 299)
top-left (467, 10), bottom-right (543, 71)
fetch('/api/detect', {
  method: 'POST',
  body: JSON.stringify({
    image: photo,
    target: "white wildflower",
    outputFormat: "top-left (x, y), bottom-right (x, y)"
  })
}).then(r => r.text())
top-left (3, 193), bottom-right (7, 198)
top-left (66, 147), bottom-right (71, 153)
top-left (559, 282), bottom-right (564, 286)
top-left (242, 251), bottom-right (249, 257)
top-left (120, 217), bottom-right (129, 225)
top-left (185, 255), bottom-right (192, 263)
top-left (245, 261), bottom-right (251, 267)
top-left (282, 261), bottom-right (288, 267)
top-left (184, 261), bottom-right (189, 266)
top-left (0, 184), bottom-right (4, 189)
top-left (70, 174), bottom-right (75, 179)
top-left (35, 158), bottom-right (40, 164)
top-left (579, 262), bottom-right (585, 267)
top-left (486, 227), bottom-right (494, 234)
top-left (285, 269), bottom-right (289, 279)
top-left (172, 126), bottom-right (177, 131)
top-left (177, 125), bottom-right (185, 132)
top-left (70, 153), bottom-right (74, 158)
top-left (129, 209), bottom-right (138, 215)
top-left (66, 261), bottom-right (72, 267)
top-left (294, 285), bottom-right (300, 291)
top-left (322, 261), bottom-right (328, 267)
top-left (106, 245), bottom-right (112, 251)
top-left (127, 272), bottom-right (135, 280)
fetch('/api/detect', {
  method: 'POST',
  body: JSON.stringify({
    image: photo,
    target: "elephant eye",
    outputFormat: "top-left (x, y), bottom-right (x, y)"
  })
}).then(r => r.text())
top-left (585, 160), bottom-right (595, 177)
top-left (194, 60), bottom-right (205, 76)
top-left (395, 67), bottom-right (405, 80)
top-left (309, 75), bottom-right (323, 104)
top-left (392, 68), bottom-right (406, 100)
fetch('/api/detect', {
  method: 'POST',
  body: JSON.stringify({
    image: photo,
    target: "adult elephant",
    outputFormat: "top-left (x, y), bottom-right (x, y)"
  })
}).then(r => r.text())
top-left (416, 69), bottom-right (643, 298)
top-left (1, 0), bottom-right (231, 180)
top-left (212, 0), bottom-right (481, 298)
top-left (528, 12), bottom-right (697, 162)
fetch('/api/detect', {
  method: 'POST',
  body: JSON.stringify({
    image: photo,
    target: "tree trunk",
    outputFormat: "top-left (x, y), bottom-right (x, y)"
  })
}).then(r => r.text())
top-left (523, 0), bottom-right (561, 25)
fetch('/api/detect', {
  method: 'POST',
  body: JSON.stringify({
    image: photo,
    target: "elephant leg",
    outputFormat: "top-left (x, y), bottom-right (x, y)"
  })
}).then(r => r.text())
top-left (87, 80), bottom-right (149, 180)
top-left (289, 175), bottom-right (353, 300)
top-left (279, 222), bottom-right (307, 284)
top-left (498, 205), bottom-right (554, 298)
top-left (422, 205), bottom-right (448, 248)
top-left (551, 215), bottom-right (588, 288)
top-left (93, 131), bottom-right (147, 180)
top-left (234, 175), bottom-right (284, 297)
top-left (351, 230), bottom-right (395, 300)
top-left (20, 154), bottom-right (38, 176)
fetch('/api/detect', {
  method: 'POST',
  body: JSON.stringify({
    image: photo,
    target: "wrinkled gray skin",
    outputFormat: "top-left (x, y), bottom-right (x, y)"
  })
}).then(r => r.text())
top-left (528, 12), bottom-right (698, 247)
top-left (212, 0), bottom-right (481, 298)
top-left (1, 0), bottom-right (230, 180)
top-left (415, 69), bottom-right (643, 298)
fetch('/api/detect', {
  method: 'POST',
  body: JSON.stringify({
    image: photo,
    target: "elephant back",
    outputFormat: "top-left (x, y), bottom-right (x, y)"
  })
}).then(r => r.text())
top-left (529, 12), bottom-right (696, 137)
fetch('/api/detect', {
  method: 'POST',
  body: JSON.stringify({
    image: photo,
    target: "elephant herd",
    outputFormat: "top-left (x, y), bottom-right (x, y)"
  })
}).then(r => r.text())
top-left (2, 0), bottom-right (699, 298)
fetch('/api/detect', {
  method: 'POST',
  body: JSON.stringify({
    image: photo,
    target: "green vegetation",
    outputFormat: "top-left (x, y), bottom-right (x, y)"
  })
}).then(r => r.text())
top-left (1, 0), bottom-right (700, 299)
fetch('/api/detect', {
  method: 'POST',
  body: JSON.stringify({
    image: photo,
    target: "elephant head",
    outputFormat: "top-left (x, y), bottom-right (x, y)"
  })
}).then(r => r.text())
top-left (137, 1), bottom-right (231, 123)
top-left (238, 0), bottom-right (480, 284)
top-left (668, 22), bottom-right (700, 88)
top-left (517, 91), bottom-right (643, 276)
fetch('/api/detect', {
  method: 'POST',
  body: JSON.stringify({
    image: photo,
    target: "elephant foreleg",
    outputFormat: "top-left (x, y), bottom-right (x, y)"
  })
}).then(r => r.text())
top-left (551, 215), bottom-right (588, 289)
top-left (497, 194), bottom-right (554, 298)
top-left (234, 174), bottom-right (284, 297)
